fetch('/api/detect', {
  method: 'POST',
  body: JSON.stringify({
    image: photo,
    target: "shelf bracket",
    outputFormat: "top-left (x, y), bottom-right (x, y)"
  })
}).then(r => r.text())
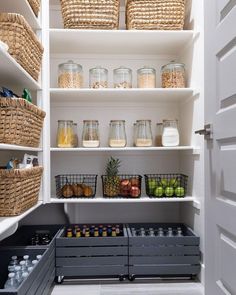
top-left (0, 222), bottom-right (18, 242)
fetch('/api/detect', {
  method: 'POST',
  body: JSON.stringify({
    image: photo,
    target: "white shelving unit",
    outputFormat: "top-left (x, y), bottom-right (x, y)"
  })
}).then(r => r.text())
top-left (0, 144), bottom-right (42, 152)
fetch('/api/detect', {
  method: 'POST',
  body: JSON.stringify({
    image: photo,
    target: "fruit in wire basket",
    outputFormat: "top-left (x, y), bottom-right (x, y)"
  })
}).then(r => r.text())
top-left (175, 186), bottom-right (185, 197)
top-left (154, 186), bottom-right (164, 197)
top-left (72, 184), bottom-right (84, 197)
top-left (148, 178), bottom-right (158, 194)
top-left (104, 157), bottom-right (121, 197)
top-left (165, 186), bottom-right (174, 197)
top-left (120, 179), bottom-right (131, 196)
top-left (62, 184), bottom-right (74, 198)
top-left (130, 177), bottom-right (140, 187)
top-left (130, 186), bottom-right (141, 198)
top-left (83, 186), bottom-right (93, 197)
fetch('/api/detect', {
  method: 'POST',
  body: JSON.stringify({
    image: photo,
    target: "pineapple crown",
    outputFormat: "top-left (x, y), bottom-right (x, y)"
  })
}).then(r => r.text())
top-left (105, 157), bottom-right (121, 176)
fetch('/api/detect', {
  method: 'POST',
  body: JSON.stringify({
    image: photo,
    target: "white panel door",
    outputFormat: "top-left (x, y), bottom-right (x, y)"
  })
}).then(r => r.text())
top-left (205, 1), bottom-right (236, 294)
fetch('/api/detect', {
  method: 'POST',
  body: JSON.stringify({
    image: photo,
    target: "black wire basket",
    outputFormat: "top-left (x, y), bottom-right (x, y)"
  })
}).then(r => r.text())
top-left (55, 174), bottom-right (98, 199)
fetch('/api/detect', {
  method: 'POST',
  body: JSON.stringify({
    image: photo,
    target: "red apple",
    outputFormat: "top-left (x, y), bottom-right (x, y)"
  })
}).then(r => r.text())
top-left (130, 177), bottom-right (140, 187)
top-left (130, 186), bottom-right (141, 198)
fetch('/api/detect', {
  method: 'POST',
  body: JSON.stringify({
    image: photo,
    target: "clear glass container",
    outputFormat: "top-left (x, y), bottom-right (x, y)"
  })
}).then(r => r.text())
top-left (89, 66), bottom-right (108, 89)
top-left (72, 123), bottom-right (78, 147)
top-left (137, 66), bottom-right (156, 88)
top-left (57, 120), bottom-right (74, 148)
top-left (135, 120), bottom-right (153, 147)
top-left (162, 119), bottom-right (180, 147)
top-left (82, 120), bottom-right (100, 148)
top-left (155, 123), bottom-right (163, 147)
top-left (58, 60), bottom-right (83, 88)
top-left (161, 61), bottom-right (186, 88)
top-left (133, 122), bottom-right (137, 147)
top-left (108, 120), bottom-right (127, 148)
top-left (113, 66), bottom-right (132, 88)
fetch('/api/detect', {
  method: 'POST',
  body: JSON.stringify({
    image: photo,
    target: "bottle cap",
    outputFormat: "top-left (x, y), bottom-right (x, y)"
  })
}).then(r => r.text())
top-left (36, 255), bottom-right (42, 260)
top-left (23, 255), bottom-right (29, 260)
top-left (28, 267), bottom-right (34, 272)
top-left (15, 266), bottom-right (21, 271)
top-left (11, 256), bottom-right (17, 260)
top-left (20, 261), bottom-right (26, 265)
top-left (8, 273), bottom-right (15, 278)
top-left (22, 272), bottom-right (29, 278)
top-left (32, 260), bottom-right (38, 265)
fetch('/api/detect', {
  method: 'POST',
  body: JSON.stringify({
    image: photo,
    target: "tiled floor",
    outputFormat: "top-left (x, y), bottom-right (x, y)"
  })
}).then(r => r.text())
top-left (51, 282), bottom-right (204, 295)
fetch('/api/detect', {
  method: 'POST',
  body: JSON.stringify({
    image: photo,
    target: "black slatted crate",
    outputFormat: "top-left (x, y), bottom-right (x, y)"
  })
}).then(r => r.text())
top-left (56, 224), bottom-right (128, 280)
top-left (127, 223), bottom-right (200, 280)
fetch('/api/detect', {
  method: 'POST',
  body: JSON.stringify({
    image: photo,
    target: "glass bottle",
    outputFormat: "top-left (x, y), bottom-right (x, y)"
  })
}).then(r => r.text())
top-left (161, 61), bottom-right (186, 88)
top-left (137, 66), bottom-right (156, 88)
top-left (155, 123), bottom-right (163, 147)
top-left (135, 120), bottom-right (153, 147)
top-left (14, 266), bottom-right (23, 284)
top-left (113, 66), bottom-right (132, 88)
top-left (58, 60), bottom-right (83, 88)
top-left (23, 255), bottom-right (31, 267)
top-left (108, 120), bottom-right (127, 148)
top-left (89, 66), bottom-right (108, 89)
top-left (4, 273), bottom-right (18, 289)
top-left (82, 120), bottom-right (100, 148)
top-left (57, 120), bottom-right (74, 148)
top-left (72, 123), bottom-right (78, 147)
top-left (162, 119), bottom-right (180, 147)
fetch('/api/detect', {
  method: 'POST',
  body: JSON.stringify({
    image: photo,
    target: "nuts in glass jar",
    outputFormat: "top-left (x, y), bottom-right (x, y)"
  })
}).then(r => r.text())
top-left (161, 61), bottom-right (185, 88)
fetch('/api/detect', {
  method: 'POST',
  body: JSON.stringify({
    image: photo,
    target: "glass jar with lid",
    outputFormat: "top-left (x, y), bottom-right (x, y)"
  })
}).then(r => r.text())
top-left (57, 120), bottom-right (74, 148)
top-left (82, 120), bottom-right (100, 148)
top-left (155, 123), bottom-right (163, 147)
top-left (89, 66), bottom-right (108, 89)
top-left (135, 120), bottom-right (153, 147)
top-left (58, 60), bottom-right (83, 88)
top-left (137, 66), bottom-right (156, 88)
top-left (72, 123), bottom-right (78, 147)
top-left (162, 119), bottom-right (179, 147)
top-left (161, 61), bottom-right (186, 88)
top-left (109, 120), bottom-right (127, 148)
top-left (113, 67), bottom-right (132, 88)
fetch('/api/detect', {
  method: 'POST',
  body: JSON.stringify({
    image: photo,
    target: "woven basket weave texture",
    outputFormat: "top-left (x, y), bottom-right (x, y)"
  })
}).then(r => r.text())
top-left (27, 0), bottom-right (41, 17)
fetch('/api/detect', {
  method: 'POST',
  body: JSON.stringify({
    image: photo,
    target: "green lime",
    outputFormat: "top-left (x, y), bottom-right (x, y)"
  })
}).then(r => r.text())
top-left (165, 187), bottom-right (174, 197)
top-left (161, 178), bottom-right (168, 188)
top-left (169, 178), bottom-right (177, 187)
top-left (148, 179), bottom-right (158, 194)
top-left (175, 187), bottom-right (185, 197)
top-left (154, 186), bottom-right (164, 197)
top-left (173, 179), bottom-right (181, 188)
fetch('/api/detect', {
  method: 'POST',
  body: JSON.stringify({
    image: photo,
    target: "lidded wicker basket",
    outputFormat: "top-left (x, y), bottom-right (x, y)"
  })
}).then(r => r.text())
top-left (126, 0), bottom-right (185, 30)
top-left (0, 13), bottom-right (44, 81)
top-left (60, 0), bottom-right (120, 29)
top-left (27, 0), bottom-right (41, 17)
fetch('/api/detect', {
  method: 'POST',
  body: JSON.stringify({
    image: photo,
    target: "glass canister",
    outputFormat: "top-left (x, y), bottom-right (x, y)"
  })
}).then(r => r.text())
top-left (135, 120), bottom-right (153, 147)
top-left (57, 120), bottom-right (74, 148)
top-left (162, 119), bottom-right (180, 147)
top-left (113, 67), bottom-right (132, 88)
top-left (155, 123), bottom-right (163, 147)
top-left (82, 120), bottom-right (100, 148)
top-left (58, 60), bottom-right (83, 88)
top-left (161, 61), bottom-right (186, 88)
top-left (89, 66), bottom-right (108, 89)
top-left (133, 122), bottom-right (137, 147)
top-left (137, 66), bottom-right (156, 88)
top-left (108, 120), bottom-right (127, 148)
top-left (72, 123), bottom-right (78, 147)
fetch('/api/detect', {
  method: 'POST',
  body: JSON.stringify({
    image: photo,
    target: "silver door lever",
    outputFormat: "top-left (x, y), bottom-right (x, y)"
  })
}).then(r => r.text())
top-left (195, 124), bottom-right (213, 140)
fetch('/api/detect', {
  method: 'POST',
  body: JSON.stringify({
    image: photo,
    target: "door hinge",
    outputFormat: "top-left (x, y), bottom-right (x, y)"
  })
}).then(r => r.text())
top-left (195, 124), bottom-right (213, 140)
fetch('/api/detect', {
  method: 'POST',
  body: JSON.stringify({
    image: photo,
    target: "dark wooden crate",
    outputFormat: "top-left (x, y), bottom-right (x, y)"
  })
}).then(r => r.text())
top-left (127, 223), bottom-right (200, 279)
top-left (56, 224), bottom-right (129, 279)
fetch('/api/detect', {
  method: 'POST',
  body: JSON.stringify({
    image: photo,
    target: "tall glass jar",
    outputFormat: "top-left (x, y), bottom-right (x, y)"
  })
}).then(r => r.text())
top-left (137, 66), bottom-right (156, 88)
top-left (108, 120), bottom-right (127, 148)
top-left (57, 120), bottom-right (74, 148)
top-left (135, 120), bottom-right (153, 147)
top-left (162, 120), bottom-right (179, 147)
top-left (72, 123), bottom-right (78, 147)
top-left (161, 61), bottom-right (186, 88)
top-left (82, 120), bottom-right (100, 148)
top-left (58, 60), bottom-right (83, 88)
top-left (113, 67), bottom-right (132, 88)
top-left (133, 122), bottom-right (137, 147)
top-left (155, 123), bottom-right (163, 147)
top-left (89, 66), bottom-right (108, 89)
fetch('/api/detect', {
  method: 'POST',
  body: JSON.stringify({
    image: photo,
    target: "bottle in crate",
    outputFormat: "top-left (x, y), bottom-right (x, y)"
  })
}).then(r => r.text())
top-left (4, 273), bottom-right (18, 289)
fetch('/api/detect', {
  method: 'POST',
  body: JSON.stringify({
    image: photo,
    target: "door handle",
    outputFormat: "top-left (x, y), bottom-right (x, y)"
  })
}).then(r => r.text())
top-left (195, 124), bottom-right (213, 140)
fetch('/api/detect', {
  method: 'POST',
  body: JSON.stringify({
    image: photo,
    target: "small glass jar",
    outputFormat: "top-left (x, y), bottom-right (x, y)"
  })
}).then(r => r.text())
top-left (58, 60), bottom-right (83, 88)
top-left (135, 120), bottom-right (153, 147)
top-left (82, 120), bottom-right (100, 148)
top-left (155, 123), bottom-right (163, 147)
top-left (137, 66), bottom-right (156, 88)
top-left (89, 66), bottom-right (108, 89)
top-left (108, 120), bottom-right (127, 148)
top-left (161, 61), bottom-right (186, 88)
top-left (162, 119), bottom-right (180, 147)
top-left (72, 123), bottom-right (78, 147)
top-left (113, 67), bottom-right (132, 88)
top-left (57, 120), bottom-right (74, 148)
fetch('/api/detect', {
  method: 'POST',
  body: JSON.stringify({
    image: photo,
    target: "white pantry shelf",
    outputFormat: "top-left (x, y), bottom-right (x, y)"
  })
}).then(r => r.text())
top-left (0, 144), bottom-right (42, 152)
top-left (50, 88), bottom-right (195, 103)
top-left (0, 47), bottom-right (41, 90)
top-left (0, 0), bottom-right (41, 30)
top-left (50, 29), bottom-right (195, 55)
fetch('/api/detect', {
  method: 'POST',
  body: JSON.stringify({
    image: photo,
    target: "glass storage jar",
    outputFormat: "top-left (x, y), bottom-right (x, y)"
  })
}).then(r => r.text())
top-left (89, 66), bottom-right (108, 89)
top-left (57, 120), bottom-right (74, 148)
top-left (155, 123), bottom-right (163, 147)
top-left (72, 123), bottom-right (78, 147)
top-left (108, 120), bottom-right (127, 148)
top-left (58, 60), bottom-right (83, 88)
top-left (133, 122), bottom-right (137, 146)
top-left (135, 120), bottom-right (153, 147)
top-left (113, 66), bottom-right (132, 88)
top-left (162, 119), bottom-right (179, 147)
top-left (137, 66), bottom-right (156, 88)
top-left (82, 120), bottom-right (100, 148)
top-left (161, 61), bottom-right (186, 88)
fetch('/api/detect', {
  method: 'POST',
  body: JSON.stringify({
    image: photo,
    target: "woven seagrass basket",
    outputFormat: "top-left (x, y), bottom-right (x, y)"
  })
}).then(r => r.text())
top-left (0, 13), bottom-right (44, 81)
top-left (126, 0), bottom-right (185, 30)
top-left (60, 0), bottom-right (120, 29)
top-left (28, 0), bottom-right (41, 17)
top-left (0, 98), bottom-right (46, 148)
top-left (0, 167), bottom-right (43, 216)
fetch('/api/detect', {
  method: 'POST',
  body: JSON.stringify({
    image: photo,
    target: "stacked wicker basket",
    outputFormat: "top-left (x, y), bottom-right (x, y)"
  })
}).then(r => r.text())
top-left (28, 0), bottom-right (41, 17)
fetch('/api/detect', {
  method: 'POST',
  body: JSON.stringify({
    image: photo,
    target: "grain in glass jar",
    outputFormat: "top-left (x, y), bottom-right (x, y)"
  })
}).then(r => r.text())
top-left (135, 120), bottom-right (153, 147)
top-left (137, 66), bottom-right (156, 88)
top-left (155, 123), bottom-right (163, 147)
top-left (162, 120), bottom-right (179, 147)
top-left (161, 61), bottom-right (186, 88)
top-left (57, 120), bottom-right (74, 148)
top-left (109, 120), bottom-right (127, 148)
top-left (82, 120), bottom-right (100, 148)
top-left (72, 123), bottom-right (78, 147)
top-left (89, 66), bottom-right (108, 89)
top-left (113, 67), bottom-right (132, 88)
top-left (58, 60), bottom-right (83, 88)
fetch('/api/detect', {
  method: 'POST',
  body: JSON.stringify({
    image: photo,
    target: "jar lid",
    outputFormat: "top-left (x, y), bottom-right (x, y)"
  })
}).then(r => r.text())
top-left (58, 120), bottom-right (73, 123)
top-left (110, 120), bottom-right (126, 122)
top-left (89, 66), bottom-right (108, 73)
top-left (113, 66), bottom-right (132, 74)
top-left (136, 119), bottom-right (152, 122)
top-left (59, 60), bottom-right (82, 71)
top-left (156, 123), bottom-right (163, 125)
top-left (83, 120), bottom-right (99, 123)
top-left (137, 66), bottom-right (156, 74)
top-left (161, 61), bottom-right (185, 71)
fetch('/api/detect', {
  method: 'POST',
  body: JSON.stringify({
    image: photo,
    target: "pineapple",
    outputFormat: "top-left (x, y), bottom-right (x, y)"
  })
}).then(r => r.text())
top-left (104, 157), bottom-right (121, 197)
